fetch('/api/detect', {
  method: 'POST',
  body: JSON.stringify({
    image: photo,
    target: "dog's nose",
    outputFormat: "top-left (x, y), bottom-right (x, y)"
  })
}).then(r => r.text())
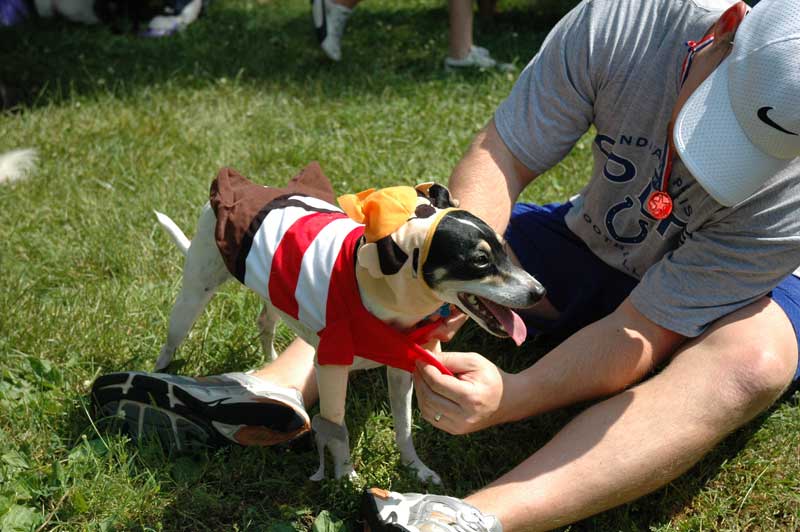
top-left (529, 283), bottom-right (546, 304)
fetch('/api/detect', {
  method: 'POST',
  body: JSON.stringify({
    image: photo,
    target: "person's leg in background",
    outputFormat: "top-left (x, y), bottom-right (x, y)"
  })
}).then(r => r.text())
top-left (310, 0), bottom-right (512, 70)
top-left (447, 0), bottom-right (474, 60)
top-left (444, 0), bottom-right (513, 71)
top-left (312, 0), bottom-right (361, 61)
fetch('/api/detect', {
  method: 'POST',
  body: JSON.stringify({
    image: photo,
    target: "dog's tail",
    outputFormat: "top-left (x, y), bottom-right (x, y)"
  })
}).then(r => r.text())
top-left (0, 148), bottom-right (37, 185)
top-left (154, 211), bottom-right (191, 256)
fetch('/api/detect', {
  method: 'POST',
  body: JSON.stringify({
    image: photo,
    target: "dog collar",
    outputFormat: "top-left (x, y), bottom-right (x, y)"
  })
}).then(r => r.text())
top-left (417, 207), bottom-right (459, 288)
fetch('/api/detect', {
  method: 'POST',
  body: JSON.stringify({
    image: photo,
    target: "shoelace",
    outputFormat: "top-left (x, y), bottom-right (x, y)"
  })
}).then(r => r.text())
top-left (455, 507), bottom-right (494, 532)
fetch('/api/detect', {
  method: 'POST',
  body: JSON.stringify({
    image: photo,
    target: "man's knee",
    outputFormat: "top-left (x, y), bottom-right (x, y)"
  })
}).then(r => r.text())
top-left (708, 303), bottom-right (797, 412)
top-left (727, 345), bottom-right (795, 408)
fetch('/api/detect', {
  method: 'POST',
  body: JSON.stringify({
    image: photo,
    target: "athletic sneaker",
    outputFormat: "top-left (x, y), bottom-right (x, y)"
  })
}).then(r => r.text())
top-left (91, 371), bottom-right (310, 451)
top-left (361, 488), bottom-right (503, 532)
top-left (311, 0), bottom-right (352, 61)
top-left (444, 46), bottom-right (514, 73)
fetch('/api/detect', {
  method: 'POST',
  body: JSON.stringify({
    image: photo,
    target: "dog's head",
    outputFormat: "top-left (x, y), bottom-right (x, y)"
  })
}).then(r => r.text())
top-left (339, 183), bottom-right (545, 345)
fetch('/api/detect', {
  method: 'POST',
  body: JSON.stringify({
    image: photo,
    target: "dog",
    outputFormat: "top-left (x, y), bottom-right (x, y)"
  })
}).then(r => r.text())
top-left (32, 0), bottom-right (202, 35)
top-left (32, 0), bottom-right (99, 24)
top-left (154, 163), bottom-right (545, 482)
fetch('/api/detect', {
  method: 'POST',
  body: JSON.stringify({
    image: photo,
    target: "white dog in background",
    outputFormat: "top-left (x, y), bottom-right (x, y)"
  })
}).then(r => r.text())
top-left (33, 0), bottom-right (98, 23)
top-left (31, 0), bottom-right (204, 35)
top-left (0, 149), bottom-right (37, 185)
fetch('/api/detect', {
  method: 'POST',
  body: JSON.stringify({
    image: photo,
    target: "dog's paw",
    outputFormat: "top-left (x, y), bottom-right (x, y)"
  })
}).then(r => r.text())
top-left (333, 466), bottom-right (358, 482)
top-left (411, 462), bottom-right (441, 485)
top-left (309, 467), bottom-right (325, 482)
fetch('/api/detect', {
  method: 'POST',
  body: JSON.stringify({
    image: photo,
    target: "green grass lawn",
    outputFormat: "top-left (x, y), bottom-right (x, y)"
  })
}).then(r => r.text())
top-left (1, 0), bottom-right (798, 530)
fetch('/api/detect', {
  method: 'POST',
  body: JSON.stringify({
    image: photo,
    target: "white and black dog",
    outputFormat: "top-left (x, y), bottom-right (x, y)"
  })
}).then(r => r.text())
top-left (31, 0), bottom-right (202, 35)
top-left (154, 163), bottom-right (544, 482)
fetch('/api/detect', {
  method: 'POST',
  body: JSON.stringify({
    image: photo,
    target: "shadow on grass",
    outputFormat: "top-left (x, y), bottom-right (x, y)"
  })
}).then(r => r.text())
top-left (0, 1), bottom-right (566, 109)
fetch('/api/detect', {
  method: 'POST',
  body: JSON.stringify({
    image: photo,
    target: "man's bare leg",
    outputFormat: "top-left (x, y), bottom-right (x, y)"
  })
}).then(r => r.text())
top-left (251, 337), bottom-right (319, 407)
top-left (466, 298), bottom-right (797, 531)
top-left (448, 0), bottom-right (474, 60)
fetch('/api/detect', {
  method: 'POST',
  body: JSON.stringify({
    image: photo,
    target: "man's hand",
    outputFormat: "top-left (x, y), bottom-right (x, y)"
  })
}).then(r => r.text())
top-left (413, 352), bottom-right (515, 435)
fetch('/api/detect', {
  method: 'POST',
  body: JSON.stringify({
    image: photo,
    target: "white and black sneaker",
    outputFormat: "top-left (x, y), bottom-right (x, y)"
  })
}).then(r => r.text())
top-left (362, 488), bottom-right (503, 532)
top-left (311, 0), bottom-right (352, 61)
top-left (91, 371), bottom-right (310, 451)
top-left (443, 45), bottom-right (514, 73)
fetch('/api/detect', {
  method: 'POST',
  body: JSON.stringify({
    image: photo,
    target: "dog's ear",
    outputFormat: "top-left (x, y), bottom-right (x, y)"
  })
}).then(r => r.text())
top-left (415, 182), bottom-right (460, 209)
top-left (357, 243), bottom-right (384, 278)
top-left (357, 236), bottom-right (409, 278)
top-left (374, 235), bottom-right (408, 275)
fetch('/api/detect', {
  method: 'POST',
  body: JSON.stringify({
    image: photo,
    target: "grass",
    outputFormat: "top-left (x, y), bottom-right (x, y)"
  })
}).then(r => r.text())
top-left (0, 0), bottom-right (798, 530)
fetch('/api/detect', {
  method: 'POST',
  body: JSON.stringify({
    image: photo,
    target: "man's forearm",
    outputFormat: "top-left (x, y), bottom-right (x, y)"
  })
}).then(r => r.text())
top-left (500, 299), bottom-right (685, 423)
top-left (448, 119), bottom-right (537, 233)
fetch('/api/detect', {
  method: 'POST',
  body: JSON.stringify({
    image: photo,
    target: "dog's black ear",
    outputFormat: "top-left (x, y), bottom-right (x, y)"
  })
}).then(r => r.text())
top-left (415, 182), bottom-right (460, 209)
top-left (374, 235), bottom-right (408, 275)
top-left (356, 238), bottom-right (408, 278)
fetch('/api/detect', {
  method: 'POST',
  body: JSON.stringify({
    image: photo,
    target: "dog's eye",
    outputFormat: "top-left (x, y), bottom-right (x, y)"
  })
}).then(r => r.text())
top-left (472, 252), bottom-right (491, 268)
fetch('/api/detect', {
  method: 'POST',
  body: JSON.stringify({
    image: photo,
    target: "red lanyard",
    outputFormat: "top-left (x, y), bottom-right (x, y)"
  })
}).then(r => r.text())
top-left (646, 34), bottom-right (716, 220)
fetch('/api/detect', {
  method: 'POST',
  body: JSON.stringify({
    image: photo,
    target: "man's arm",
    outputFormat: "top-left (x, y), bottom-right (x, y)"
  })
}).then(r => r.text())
top-left (414, 298), bottom-right (685, 434)
top-left (448, 118), bottom-right (538, 234)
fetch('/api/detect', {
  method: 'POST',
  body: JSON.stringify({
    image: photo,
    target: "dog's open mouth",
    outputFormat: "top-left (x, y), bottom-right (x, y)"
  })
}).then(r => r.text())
top-left (457, 293), bottom-right (527, 346)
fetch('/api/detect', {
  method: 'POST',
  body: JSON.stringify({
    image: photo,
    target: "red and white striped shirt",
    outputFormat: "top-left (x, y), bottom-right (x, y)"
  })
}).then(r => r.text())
top-left (243, 195), bottom-right (452, 375)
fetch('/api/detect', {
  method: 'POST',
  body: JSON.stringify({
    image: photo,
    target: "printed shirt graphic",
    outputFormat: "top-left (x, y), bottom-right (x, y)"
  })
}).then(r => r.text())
top-left (242, 195), bottom-right (451, 374)
top-left (495, 0), bottom-right (800, 336)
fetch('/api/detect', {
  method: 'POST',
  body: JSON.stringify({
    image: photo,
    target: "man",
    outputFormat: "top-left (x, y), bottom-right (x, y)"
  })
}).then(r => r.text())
top-left (93, 0), bottom-right (800, 529)
top-left (362, 0), bottom-right (800, 529)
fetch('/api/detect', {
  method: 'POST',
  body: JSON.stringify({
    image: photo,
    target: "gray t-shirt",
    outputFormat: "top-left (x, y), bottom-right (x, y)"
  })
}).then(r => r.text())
top-left (495, 0), bottom-right (800, 337)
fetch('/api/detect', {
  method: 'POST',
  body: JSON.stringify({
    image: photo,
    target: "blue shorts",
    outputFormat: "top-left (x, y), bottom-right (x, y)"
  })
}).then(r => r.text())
top-left (505, 202), bottom-right (800, 382)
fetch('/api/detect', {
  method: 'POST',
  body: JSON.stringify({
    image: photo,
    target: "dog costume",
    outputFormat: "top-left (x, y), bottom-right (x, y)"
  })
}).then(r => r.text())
top-left (210, 163), bottom-right (453, 375)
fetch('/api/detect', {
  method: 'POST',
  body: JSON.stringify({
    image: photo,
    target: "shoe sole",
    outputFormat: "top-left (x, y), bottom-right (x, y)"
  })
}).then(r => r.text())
top-left (91, 372), bottom-right (310, 450)
top-left (361, 488), bottom-right (409, 532)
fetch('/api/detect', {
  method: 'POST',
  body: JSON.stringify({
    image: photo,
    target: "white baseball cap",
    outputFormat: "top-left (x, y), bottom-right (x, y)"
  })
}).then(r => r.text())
top-left (673, 0), bottom-right (800, 207)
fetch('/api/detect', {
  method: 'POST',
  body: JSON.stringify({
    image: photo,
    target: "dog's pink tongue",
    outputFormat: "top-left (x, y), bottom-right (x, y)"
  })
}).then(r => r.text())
top-left (480, 298), bottom-right (527, 346)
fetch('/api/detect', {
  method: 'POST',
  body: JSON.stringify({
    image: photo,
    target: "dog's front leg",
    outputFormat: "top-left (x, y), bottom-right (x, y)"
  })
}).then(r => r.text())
top-left (387, 364), bottom-right (441, 485)
top-left (310, 363), bottom-right (356, 481)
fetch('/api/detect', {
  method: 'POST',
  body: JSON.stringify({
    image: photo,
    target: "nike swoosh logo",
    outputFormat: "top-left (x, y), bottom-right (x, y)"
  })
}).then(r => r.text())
top-left (757, 106), bottom-right (798, 136)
